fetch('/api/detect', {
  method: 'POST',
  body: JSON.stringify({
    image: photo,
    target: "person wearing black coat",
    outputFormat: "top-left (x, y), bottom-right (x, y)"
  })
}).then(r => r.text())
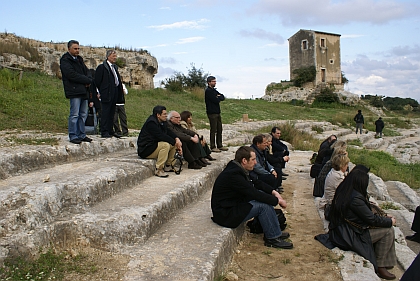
top-left (95, 50), bottom-right (124, 138)
top-left (329, 168), bottom-right (397, 280)
top-left (354, 109), bottom-right (364, 134)
top-left (211, 146), bottom-right (293, 249)
top-left (59, 40), bottom-right (93, 144)
top-left (137, 106), bottom-right (182, 177)
top-left (204, 76), bottom-right (227, 152)
top-left (375, 117), bottom-right (385, 138)
top-left (270, 127), bottom-right (290, 170)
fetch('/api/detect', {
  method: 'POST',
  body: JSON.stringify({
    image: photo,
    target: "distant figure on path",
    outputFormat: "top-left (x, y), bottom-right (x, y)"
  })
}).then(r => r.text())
top-left (205, 76), bottom-right (227, 152)
top-left (60, 40), bottom-right (93, 144)
top-left (354, 109), bottom-right (364, 134)
top-left (375, 117), bottom-right (384, 138)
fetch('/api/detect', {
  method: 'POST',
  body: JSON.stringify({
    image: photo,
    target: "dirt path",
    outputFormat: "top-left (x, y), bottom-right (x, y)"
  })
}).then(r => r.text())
top-left (227, 151), bottom-right (343, 281)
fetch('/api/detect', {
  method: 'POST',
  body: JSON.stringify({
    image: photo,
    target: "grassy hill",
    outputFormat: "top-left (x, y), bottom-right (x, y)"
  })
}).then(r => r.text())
top-left (2, 68), bottom-right (420, 189)
top-left (1, 68), bottom-right (417, 133)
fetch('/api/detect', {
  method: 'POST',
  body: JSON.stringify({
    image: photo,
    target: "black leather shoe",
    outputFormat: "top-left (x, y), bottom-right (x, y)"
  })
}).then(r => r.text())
top-left (282, 172), bottom-right (289, 176)
top-left (112, 133), bottom-right (122, 138)
top-left (188, 161), bottom-right (202, 169)
top-left (406, 233), bottom-right (420, 243)
top-left (206, 155), bottom-right (216, 161)
top-left (200, 158), bottom-right (211, 165)
top-left (276, 187), bottom-right (284, 194)
top-left (282, 177), bottom-right (287, 180)
top-left (196, 159), bottom-right (206, 167)
top-left (81, 137), bottom-right (92, 142)
top-left (264, 238), bottom-right (293, 249)
top-left (70, 139), bottom-right (82, 144)
top-left (264, 232), bottom-right (290, 241)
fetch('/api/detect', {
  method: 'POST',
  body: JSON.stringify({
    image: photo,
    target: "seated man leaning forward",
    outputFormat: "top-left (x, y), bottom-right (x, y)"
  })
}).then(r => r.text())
top-left (250, 134), bottom-right (282, 192)
top-left (166, 110), bottom-right (207, 169)
top-left (211, 146), bottom-right (293, 249)
top-left (137, 105), bottom-right (182, 178)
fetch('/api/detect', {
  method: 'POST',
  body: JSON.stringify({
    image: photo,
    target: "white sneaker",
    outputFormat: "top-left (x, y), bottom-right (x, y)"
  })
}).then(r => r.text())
top-left (155, 169), bottom-right (169, 178)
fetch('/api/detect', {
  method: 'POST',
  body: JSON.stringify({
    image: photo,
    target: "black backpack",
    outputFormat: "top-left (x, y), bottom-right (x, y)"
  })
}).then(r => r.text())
top-left (246, 209), bottom-right (287, 233)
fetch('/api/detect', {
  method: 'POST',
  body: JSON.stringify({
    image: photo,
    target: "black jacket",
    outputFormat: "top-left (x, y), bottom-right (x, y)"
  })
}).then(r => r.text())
top-left (205, 86), bottom-right (225, 114)
top-left (59, 52), bottom-right (92, 99)
top-left (137, 115), bottom-right (178, 158)
top-left (95, 60), bottom-right (123, 103)
top-left (354, 112), bottom-right (364, 124)
top-left (271, 136), bottom-right (289, 158)
top-left (211, 160), bottom-right (278, 228)
top-left (166, 121), bottom-right (196, 141)
top-left (375, 119), bottom-right (384, 131)
top-left (329, 190), bottom-right (392, 270)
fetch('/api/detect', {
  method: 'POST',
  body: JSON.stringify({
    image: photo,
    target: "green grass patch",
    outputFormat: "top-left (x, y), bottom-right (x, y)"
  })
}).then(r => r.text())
top-left (380, 202), bottom-right (401, 210)
top-left (0, 248), bottom-right (98, 281)
top-left (5, 136), bottom-right (59, 146)
top-left (348, 147), bottom-right (420, 189)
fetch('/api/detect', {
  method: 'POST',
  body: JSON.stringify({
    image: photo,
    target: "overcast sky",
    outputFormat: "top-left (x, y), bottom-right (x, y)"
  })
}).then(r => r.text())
top-left (1, 0), bottom-right (420, 101)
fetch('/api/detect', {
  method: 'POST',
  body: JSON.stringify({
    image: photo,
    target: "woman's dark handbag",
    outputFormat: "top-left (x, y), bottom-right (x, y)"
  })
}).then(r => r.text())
top-left (247, 209), bottom-right (287, 233)
top-left (310, 163), bottom-right (322, 178)
top-left (313, 176), bottom-right (324, 197)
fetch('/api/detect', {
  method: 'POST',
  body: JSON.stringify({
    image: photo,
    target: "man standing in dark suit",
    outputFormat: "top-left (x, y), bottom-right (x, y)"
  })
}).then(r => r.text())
top-left (95, 50), bottom-right (123, 138)
top-left (60, 40), bottom-right (93, 144)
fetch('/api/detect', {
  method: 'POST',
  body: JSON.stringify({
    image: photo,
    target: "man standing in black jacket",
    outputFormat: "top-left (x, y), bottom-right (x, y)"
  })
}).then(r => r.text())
top-left (137, 106), bottom-right (182, 178)
top-left (60, 40), bottom-right (93, 144)
top-left (95, 50), bottom-right (124, 138)
top-left (211, 146), bottom-right (293, 249)
top-left (205, 76), bottom-right (228, 152)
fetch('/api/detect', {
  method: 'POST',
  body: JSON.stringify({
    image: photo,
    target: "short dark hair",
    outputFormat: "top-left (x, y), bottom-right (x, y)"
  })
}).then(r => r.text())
top-left (358, 109), bottom-right (362, 113)
top-left (252, 134), bottom-right (265, 145)
top-left (234, 146), bottom-right (255, 162)
top-left (180, 110), bottom-right (192, 122)
top-left (271, 126), bottom-right (281, 133)
top-left (153, 105), bottom-right (166, 116)
top-left (67, 40), bottom-right (79, 49)
top-left (207, 76), bottom-right (216, 83)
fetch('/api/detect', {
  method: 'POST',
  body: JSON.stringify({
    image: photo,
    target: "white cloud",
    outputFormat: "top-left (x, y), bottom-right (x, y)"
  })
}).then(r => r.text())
top-left (239, 28), bottom-right (285, 44)
top-left (355, 74), bottom-right (386, 86)
top-left (250, 0), bottom-right (420, 26)
top-left (148, 19), bottom-right (209, 30)
top-left (176, 37), bottom-right (205, 44)
top-left (160, 6), bottom-right (171, 10)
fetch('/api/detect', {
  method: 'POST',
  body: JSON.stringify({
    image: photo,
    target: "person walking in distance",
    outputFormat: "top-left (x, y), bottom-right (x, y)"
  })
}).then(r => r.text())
top-left (354, 109), bottom-right (364, 134)
top-left (59, 40), bottom-right (93, 144)
top-left (205, 76), bottom-right (228, 152)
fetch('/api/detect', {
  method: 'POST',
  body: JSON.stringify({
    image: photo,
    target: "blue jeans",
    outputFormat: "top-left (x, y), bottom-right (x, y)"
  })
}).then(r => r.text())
top-left (242, 200), bottom-right (281, 239)
top-left (68, 98), bottom-right (88, 141)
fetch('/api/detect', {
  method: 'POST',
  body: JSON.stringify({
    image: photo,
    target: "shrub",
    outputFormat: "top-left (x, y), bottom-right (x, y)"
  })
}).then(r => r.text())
top-left (292, 66), bottom-right (316, 87)
top-left (313, 87), bottom-right (339, 104)
top-left (161, 63), bottom-right (208, 91)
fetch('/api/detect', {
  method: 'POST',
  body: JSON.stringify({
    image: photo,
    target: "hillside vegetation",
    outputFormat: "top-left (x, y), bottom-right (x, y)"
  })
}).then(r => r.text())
top-left (1, 68), bottom-right (420, 188)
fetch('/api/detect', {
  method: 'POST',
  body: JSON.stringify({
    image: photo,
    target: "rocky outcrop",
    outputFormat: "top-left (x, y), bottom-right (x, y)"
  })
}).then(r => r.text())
top-left (0, 33), bottom-right (157, 90)
top-left (262, 82), bottom-right (361, 106)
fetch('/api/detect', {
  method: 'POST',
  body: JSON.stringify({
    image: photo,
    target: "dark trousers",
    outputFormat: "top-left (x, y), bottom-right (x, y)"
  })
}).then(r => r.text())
top-left (258, 167), bottom-right (282, 189)
top-left (207, 113), bottom-right (223, 149)
top-left (181, 140), bottom-right (201, 164)
top-left (412, 206), bottom-right (420, 233)
top-left (113, 104), bottom-right (128, 135)
top-left (100, 102), bottom-right (116, 136)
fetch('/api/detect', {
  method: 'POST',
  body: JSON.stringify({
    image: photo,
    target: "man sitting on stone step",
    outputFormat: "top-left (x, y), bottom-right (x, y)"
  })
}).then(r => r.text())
top-left (137, 105), bottom-right (182, 178)
top-left (166, 111), bottom-right (210, 169)
top-left (250, 134), bottom-right (283, 193)
top-left (211, 146), bottom-right (293, 249)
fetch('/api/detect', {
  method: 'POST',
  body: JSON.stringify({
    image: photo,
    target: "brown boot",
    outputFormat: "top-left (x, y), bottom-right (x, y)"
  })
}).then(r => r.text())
top-left (377, 267), bottom-right (396, 280)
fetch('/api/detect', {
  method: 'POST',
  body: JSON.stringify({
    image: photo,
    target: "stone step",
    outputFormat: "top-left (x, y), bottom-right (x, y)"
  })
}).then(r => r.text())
top-left (0, 151), bottom-right (153, 260)
top-left (53, 152), bottom-right (233, 250)
top-left (0, 136), bottom-right (137, 180)
top-left (121, 189), bottom-right (244, 281)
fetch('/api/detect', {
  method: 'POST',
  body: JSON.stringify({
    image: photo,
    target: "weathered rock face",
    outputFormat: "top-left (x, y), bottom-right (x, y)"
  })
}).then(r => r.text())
top-left (262, 82), bottom-right (360, 106)
top-left (0, 33), bottom-right (158, 90)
